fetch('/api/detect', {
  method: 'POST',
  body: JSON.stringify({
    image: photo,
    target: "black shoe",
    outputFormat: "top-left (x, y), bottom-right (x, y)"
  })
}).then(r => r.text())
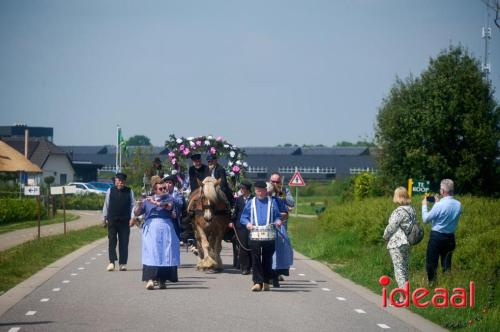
top-left (272, 278), bottom-right (280, 288)
top-left (241, 270), bottom-right (251, 275)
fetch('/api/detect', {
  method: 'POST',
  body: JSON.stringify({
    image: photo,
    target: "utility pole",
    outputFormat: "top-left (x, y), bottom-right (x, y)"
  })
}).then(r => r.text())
top-left (482, 3), bottom-right (492, 81)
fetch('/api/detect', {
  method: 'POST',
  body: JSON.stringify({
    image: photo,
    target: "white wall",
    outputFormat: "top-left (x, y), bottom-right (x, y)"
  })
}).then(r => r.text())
top-left (42, 155), bottom-right (75, 185)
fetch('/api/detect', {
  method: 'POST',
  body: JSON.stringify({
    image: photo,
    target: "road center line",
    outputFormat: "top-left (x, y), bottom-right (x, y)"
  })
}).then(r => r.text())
top-left (62, 280), bottom-right (70, 284)
top-left (321, 288), bottom-right (331, 291)
top-left (25, 311), bottom-right (36, 316)
top-left (52, 288), bottom-right (61, 292)
top-left (40, 298), bottom-right (50, 302)
top-left (377, 323), bottom-right (391, 329)
top-left (336, 297), bottom-right (346, 301)
top-left (7, 327), bottom-right (20, 332)
top-left (354, 309), bottom-right (366, 314)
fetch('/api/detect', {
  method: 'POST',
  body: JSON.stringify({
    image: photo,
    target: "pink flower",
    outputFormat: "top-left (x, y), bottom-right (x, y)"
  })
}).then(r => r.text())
top-left (216, 136), bottom-right (223, 141)
top-left (168, 152), bottom-right (175, 159)
top-left (179, 144), bottom-right (185, 151)
top-left (172, 158), bottom-right (177, 165)
top-left (196, 140), bottom-right (202, 146)
top-left (210, 147), bottom-right (216, 155)
top-left (232, 165), bottom-right (240, 173)
top-left (189, 141), bottom-right (195, 147)
top-left (182, 148), bottom-right (190, 156)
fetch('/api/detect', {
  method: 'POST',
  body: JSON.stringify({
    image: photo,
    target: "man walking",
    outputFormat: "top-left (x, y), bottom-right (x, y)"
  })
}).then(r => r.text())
top-left (102, 173), bottom-right (136, 271)
top-left (422, 179), bottom-right (462, 283)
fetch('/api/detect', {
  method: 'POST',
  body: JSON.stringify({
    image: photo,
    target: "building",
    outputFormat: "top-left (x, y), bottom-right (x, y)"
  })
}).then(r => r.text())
top-left (0, 124), bottom-right (54, 142)
top-left (1, 137), bottom-right (75, 185)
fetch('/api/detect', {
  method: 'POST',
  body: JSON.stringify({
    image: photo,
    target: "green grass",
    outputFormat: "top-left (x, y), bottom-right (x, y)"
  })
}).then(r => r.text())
top-left (288, 195), bottom-right (499, 331)
top-left (0, 212), bottom-right (79, 235)
top-left (0, 226), bottom-right (107, 294)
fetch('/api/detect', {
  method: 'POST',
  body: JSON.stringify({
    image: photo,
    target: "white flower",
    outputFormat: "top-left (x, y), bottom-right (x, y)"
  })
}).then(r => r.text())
top-left (189, 141), bottom-right (195, 147)
top-left (204, 140), bottom-right (210, 145)
top-left (229, 151), bottom-right (235, 158)
top-left (224, 144), bottom-right (229, 148)
top-left (207, 135), bottom-right (213, 140)
top-left (243, 162), bottom-right (248, 168)
top-left (176, 138), bottom-right (183, 144)
top-left (236, 160), bottom-right (242, 166)
top-left (187, 137), bottom-right (194, 141)
top-left (228, 161), bottom-right (233, 167)
top-left (171, 170), bottom-right (178, 175)
top-left (229, 171), bottom-right (235, 177)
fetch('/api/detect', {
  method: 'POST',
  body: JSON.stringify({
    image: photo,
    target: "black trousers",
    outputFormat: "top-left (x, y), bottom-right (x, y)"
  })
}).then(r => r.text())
top-left (426, 231), bottom-right (456, 282)
top-left (236, 227), bottom-right (252, 272)
top-left (108, 218), bottom-right (130, 265)
top-left (250, 240), bottom-right (275, 284)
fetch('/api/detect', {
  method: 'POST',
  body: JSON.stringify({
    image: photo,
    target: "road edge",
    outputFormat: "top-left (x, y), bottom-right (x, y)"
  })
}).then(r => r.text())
top-left (0, 236), bottom-right (107, 317)
top-left (294, 251), bottom-right (448, 332)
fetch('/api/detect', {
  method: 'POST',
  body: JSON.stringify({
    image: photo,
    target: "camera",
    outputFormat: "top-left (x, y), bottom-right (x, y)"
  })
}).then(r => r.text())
top-left (426, 195), bottom-right (435, 203)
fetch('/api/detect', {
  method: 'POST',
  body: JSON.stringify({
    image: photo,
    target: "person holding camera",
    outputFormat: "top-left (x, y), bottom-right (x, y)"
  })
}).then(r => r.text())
top-left (422, 179), bottom-right (462, 283)
top-left (383, 187), bottom-right (416, 302)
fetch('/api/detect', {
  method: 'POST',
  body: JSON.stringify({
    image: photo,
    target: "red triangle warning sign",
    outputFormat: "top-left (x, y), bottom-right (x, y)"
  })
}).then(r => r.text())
top-left (289, 171), bottom-right (306, 187)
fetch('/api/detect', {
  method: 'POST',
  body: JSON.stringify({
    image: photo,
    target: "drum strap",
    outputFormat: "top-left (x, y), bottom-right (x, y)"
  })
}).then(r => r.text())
top-left (251, 197), bottom-right (272, 227)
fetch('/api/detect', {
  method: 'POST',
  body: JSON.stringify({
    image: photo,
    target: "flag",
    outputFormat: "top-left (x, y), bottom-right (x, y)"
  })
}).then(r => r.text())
top-left (118, 127), bottom-right (127, 153)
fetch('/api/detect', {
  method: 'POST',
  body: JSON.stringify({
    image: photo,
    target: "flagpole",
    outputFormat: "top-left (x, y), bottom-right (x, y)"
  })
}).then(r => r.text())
top-left (116, 125), bottom-right (120, 173)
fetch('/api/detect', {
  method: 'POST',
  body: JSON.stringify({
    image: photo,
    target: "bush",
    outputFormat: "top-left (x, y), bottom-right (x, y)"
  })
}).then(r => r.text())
top-left (353, 173), bottom-right (376, 200)
top-left (0, 198), bottom-right (48, 224)
top-left (55, 194), bottom-right (105, 210)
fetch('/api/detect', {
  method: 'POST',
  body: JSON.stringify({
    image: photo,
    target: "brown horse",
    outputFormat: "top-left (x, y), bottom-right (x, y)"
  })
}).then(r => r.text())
top-left (187, 177), bottom-right (230, 271)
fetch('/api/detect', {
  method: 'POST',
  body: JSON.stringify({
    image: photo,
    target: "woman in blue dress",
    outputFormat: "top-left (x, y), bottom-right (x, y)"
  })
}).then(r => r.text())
top-left (134, 176), bottom-right (180, 290)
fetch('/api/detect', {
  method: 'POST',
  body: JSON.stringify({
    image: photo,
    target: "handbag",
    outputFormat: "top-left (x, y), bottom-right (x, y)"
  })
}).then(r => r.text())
top-left (401, 207), bottom-right (424, 245)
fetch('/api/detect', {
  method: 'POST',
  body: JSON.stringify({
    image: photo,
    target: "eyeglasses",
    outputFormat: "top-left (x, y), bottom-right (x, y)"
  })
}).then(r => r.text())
top-left (271, 180), bottom-right (280, 184)
top-left (158, 187), bottom-right (167, 192)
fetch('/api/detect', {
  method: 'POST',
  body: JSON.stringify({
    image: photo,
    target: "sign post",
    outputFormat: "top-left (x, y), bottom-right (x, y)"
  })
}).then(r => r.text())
top-left (24, 186), bottom-right (41, 239)
top-left (50, 185), bottom-right (76, 235)
top-left (411, 179), bottom-right (430, 197)
top-left (289, 171), bottom-right (306, 216)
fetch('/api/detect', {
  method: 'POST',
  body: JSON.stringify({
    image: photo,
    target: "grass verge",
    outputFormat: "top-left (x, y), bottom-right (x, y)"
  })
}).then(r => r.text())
top-left (0, 212), bottom-right (79, 235)
top-left (288, 195), bottom-right (499, 331)
top-left (0, 225), bottom-right (107, 294)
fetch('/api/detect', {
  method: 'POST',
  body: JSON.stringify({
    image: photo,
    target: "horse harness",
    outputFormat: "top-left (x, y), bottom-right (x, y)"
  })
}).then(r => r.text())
top-left (190, 187), bottom-right (230, 218)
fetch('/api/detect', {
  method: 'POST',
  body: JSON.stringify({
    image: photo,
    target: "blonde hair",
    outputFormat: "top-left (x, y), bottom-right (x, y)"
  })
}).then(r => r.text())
top-left (393, 187), bottom-right (411, 205)
top-left (150, 175), bottom-right (163, 190)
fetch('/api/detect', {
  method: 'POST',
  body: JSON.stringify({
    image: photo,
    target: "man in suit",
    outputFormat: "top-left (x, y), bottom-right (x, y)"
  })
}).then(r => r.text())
top-left (188, 153), bottom-right (209, 192)
top-left (206, 154), bottom-right (234, 209)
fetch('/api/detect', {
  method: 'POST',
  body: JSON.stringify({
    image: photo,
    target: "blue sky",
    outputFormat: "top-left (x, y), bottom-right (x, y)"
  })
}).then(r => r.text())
top-left (0, 0), bottom-right (498, 147)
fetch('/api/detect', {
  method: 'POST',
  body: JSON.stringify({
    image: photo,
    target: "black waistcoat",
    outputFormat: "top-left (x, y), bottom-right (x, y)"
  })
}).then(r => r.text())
top-left (108, 186), bottom-right (132, 220)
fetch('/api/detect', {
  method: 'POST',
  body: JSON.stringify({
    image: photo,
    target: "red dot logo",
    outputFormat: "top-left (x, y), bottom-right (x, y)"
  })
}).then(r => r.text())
top-left (379, 275), bottom-right (391, 286)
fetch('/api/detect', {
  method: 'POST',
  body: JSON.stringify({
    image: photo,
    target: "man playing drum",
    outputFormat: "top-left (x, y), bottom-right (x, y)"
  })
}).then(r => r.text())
top-left (239, 180), bottom-right (283, 292)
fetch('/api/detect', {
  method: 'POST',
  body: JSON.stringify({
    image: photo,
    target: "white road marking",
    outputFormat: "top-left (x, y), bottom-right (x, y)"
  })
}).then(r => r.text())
top-left (310, 280), bottom-right (317, 283)
top-left (298, 273), bottom-right (306, 276)
top-left (52, 288), bottom-right (61, 292)
top-left (354, 309), bottom-right (366, 314)
top-left (321, 288), bottom-right (331, 291)
top-left (97, 253), bottom-right (102, 256)
top-left (78, 267), bottom-right (85, 270)
top-left (377, 323), bottom-right (391, 329)
top-left (62, 280), bottom-right (70, 284)
top-left (25, 311), bottom-right (36, 316)
top-left (40, 298), bottom-right (50, 302)
top-left (91, 257), bottom-right (96, 260)
top-left (8, 328), bottom-right (20, 332)
top-left (71, 273), bottom-right (78, 276)
top-left (336, 297), bottom-right (346, 301)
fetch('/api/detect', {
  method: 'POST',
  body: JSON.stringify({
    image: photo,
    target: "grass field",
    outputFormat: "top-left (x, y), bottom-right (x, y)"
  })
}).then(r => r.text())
top-left (288, 195), bottom-right (499, 331)
top-left (0, 212), bottom-right (79, 235)
top-left (0, 225), bottom-right (107, 294)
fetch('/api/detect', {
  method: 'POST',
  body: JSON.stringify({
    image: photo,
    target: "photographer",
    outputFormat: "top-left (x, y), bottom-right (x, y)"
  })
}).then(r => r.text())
top-left (421, 179), bottom-right (462, 283)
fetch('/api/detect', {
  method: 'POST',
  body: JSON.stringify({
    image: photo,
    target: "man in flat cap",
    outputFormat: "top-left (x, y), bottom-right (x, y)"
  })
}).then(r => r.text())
top-left (102, 172), bottom-right (136, 271)
top-left (239, 180), bottom-right (283, 291)
top-left (207, 154), bottom-right (235, 209)
top-left (188, 153), bottom-right (209, 192)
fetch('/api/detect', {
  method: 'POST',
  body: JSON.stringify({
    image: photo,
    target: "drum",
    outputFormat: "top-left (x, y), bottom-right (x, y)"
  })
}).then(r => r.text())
top-left (250, 225), bottom-right (275, 241)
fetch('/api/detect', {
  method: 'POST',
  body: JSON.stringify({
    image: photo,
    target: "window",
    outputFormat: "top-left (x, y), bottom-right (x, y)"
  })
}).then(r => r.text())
top-left (60, 174), bottom-right (67, 185)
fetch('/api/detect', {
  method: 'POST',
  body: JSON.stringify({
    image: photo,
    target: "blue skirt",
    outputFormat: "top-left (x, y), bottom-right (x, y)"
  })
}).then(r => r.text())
top-left (272, 224), bottom-right (293, 270)
top-left (142, 217), bottom-right (180, 267)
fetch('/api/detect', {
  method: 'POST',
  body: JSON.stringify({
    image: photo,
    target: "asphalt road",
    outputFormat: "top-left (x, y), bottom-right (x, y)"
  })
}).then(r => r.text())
top-left (0, 228), bottom-right (445, 332)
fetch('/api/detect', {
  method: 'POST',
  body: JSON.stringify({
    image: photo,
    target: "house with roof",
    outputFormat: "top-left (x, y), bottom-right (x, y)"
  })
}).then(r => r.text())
top-left (1, 137), bottom-right (75, 185)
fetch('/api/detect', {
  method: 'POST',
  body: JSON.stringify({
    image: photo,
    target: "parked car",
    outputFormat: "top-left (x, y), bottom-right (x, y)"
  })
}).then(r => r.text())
top-left (87, 182), bottom-right (113, 193)
top-left (67, 182), bottom-right (104, 195)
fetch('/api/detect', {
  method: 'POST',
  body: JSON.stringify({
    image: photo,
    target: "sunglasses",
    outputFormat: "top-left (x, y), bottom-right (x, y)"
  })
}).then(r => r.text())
top-left (158, 187), bottom-right (167, 192)
top-left (271, 180), bottom-right (280, 184)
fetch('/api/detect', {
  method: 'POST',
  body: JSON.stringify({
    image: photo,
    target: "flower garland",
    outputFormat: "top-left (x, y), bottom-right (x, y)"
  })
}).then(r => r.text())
top-left (164, 134), bottom-right (248, 182)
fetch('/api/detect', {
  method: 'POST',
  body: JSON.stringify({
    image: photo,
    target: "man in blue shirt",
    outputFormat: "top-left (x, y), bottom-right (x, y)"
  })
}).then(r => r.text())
top-left (240, 180), bottom-right (283, 291)
top-left (422, 179), bottom-right (462, 283)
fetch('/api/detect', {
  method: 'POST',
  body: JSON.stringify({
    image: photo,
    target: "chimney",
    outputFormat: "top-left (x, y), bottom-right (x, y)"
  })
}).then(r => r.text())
top-left (24, 129), bottom-right (29, 158)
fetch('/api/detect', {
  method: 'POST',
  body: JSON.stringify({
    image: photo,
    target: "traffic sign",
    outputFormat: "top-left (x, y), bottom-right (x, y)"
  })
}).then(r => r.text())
top-left (50, 185), bottom-right (77, 195)
top-left (24, 186), bottom-right (40, 196)
top-left (289, 171), bottom-right (306, 187)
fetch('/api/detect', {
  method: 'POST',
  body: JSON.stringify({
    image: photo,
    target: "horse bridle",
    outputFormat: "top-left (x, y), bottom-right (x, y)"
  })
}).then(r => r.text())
top-left (190, 186), bottom-right (229, 219)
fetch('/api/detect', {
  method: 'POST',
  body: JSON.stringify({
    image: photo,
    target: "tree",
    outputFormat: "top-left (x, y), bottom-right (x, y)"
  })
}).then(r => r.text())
top-left (127, 135), bottom-right (151, 146)
top-left (375, 45), bottom-right (499, 195)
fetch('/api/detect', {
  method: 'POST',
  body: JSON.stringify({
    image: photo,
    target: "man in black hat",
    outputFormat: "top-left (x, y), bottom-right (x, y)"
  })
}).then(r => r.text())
top-left (102, 172), bottom-right (136, 272)
top-left (188, 153), bottom-right (209, 192)
top-left (229, 180), bottom-right (254, 274)
top-left (206, 154), bottom-right (235, 209)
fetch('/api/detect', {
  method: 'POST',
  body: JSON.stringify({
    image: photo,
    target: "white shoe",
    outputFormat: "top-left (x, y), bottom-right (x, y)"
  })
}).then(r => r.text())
top-left (119, 264), bottom-right (127, 271)
top-left (106, 263), bottom-right (115, 271)
top-left (278, 275), bottom-right (285, 281)
top-left (146, 280), bottom-right (155, 290)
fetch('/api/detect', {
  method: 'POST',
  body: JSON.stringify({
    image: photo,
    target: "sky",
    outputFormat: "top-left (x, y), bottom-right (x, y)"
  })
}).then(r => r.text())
top-left (0, 0), bottom-right (499, 147)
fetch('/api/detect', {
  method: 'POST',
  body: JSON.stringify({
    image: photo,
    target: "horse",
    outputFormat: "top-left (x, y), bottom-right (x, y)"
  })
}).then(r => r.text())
top-left (187, 177), bottom-right (231, 272)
